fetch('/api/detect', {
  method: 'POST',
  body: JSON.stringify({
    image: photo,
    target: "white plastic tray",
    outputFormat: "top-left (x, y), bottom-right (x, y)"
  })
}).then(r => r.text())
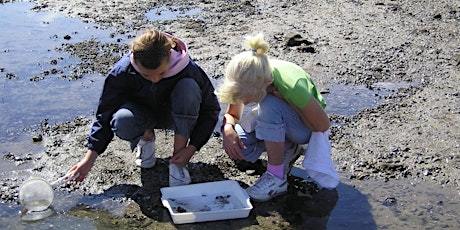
top-left (160, 180), bottom-right (253, 224)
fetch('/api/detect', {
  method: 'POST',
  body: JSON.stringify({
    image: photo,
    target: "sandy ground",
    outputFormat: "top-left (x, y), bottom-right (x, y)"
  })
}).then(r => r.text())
top-left (1, 0), bottom-right (459, 229)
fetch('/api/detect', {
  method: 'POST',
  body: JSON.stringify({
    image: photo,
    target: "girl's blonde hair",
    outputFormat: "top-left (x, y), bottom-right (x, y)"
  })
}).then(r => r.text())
top-left (130, 29), bottom-right (175, 69)
top-left (216, 33), bottom-right (272, 104)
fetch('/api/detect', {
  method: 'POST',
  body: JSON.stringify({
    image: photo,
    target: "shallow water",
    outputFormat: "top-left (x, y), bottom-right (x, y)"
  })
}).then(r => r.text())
top-left (1, 2), bottom-right (458, 229)
top-left (0, 1), bottom-right (118, 143)
top-left (0, 1), bottom-right (117, 175)
top-left (1, 174), bottom-right (458, 229)
top-left (145, 6), bottom-right (201, 21)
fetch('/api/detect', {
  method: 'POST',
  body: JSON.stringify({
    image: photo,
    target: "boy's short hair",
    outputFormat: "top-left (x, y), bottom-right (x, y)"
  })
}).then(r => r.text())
top-left (130, 29), bottom-right (175, 70)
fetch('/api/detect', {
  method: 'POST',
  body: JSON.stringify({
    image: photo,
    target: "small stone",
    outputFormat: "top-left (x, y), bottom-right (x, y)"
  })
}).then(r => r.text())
top-left (32, 134), bottom-right (43, 142)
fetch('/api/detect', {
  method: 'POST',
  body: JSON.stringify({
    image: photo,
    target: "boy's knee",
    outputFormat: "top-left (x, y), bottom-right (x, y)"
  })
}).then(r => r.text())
top-left (111, 109), bottom-right (134, 129)
top-left (111, 109), bottom-right (141, 140)
top-left (173, 78), bottom-right (201, 101)
top-left (172, 79), bottom-right (201, 114)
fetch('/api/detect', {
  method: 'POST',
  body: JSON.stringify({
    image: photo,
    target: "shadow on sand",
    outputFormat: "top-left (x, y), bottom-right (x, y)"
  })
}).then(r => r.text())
top-left (63, 162), bottom-right (376, 229)
top-left (12, 160), bottom-right (376, 229)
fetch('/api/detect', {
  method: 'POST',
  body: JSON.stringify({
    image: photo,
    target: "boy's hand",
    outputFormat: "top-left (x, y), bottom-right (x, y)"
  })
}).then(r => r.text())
top-left (67, 150), bottom-right (98, 182)
top-left (170, 145), bottom-right (195, 167)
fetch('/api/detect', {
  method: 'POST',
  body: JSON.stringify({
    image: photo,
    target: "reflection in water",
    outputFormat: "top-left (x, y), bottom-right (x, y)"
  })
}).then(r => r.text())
top-left (20, 207), bottom-right (56, 222)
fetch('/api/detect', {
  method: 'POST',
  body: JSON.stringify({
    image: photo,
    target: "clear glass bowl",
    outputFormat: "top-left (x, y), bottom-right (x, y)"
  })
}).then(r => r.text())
top-left (19, 177), bottom-right (54, 212)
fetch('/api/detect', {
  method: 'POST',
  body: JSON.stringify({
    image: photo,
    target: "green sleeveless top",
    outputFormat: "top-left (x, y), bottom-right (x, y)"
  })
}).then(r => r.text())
top-left (271, 59), bottom-right (326, 109)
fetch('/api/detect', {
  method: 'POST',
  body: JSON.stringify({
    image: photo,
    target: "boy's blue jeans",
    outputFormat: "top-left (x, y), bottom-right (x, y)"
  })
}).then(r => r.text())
top-left (110, 78), bottom-right (201, 150)
top-left (237, 94), bottom-right (313, 162)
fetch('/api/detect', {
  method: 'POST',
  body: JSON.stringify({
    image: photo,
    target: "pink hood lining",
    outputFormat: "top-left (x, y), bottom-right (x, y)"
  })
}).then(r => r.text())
top-left (130, 35), bottom-right (190, 78)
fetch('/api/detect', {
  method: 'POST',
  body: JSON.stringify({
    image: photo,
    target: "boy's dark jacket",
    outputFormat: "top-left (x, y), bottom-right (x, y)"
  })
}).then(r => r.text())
top-left (88, 51), bottom-right (221, 155)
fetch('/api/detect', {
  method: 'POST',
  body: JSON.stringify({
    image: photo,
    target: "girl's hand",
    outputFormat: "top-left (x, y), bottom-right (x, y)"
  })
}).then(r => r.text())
top-left (222, 126), bottom-right (246, 160)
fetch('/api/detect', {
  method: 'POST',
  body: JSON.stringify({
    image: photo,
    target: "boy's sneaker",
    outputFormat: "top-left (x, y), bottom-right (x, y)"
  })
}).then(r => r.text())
top-left (135, 139), bottom-right (156, 168)
top-left (245, 171), bottom-right (287, 202)
top-left (169, 164), bottom-right (191, 187)
top-left (284, 144), bottom-right (305, 175)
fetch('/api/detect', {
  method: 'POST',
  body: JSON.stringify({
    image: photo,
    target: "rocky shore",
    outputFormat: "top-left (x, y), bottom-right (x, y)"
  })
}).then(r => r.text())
top-left (1, 0), bottom-right (458, 229)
